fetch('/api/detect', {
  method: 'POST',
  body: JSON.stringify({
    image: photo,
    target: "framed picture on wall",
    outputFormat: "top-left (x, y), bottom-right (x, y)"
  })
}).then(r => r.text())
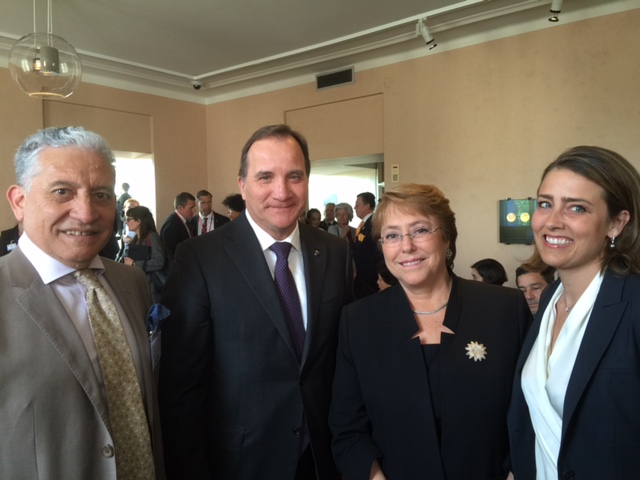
top-left (499, 198), bottom-right (536, 245)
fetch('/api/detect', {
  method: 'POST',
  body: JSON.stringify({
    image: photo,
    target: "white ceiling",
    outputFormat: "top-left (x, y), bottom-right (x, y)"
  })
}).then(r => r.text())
top-left (0, 0), bottom-right (637, 104)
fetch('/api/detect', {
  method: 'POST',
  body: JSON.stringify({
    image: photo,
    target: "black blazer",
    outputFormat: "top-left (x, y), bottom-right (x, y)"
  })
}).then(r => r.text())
top-left (508, 270), bottom-right (640, 480)
top-left (330, 276), bottom-right (531, 479)
top-left (159, 213), bottom-right (353, 480)
top-left (159, 212), bottom-right (192, 258)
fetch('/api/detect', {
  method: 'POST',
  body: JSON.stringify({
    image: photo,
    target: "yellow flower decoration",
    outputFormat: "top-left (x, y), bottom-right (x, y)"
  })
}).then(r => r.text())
top-left (465, 341), bottom-right (487, 362)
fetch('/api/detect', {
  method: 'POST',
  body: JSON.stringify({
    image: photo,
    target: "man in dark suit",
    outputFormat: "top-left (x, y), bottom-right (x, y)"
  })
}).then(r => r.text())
top-left (352, 192), bottom-right (382, 299)
top-left (159, 124), bottom-right (352, 480)
top-left (0, 127), bottom-right (164, 479)
top-left (159, 192), bottom-right (196, 259)
top-left (192, 189), bottom-right (230, 235)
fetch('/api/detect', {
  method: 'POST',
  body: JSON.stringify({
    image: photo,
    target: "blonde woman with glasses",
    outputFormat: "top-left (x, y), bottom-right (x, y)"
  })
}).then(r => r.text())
top-left (330, 183), bottom-right (531, 480)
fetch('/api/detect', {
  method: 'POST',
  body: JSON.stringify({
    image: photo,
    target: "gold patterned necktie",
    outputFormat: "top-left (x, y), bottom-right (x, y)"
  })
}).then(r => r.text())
top-left (355, 220), bottom-right (365, 238)
top-left (74, 269), bottom-right (156, 480)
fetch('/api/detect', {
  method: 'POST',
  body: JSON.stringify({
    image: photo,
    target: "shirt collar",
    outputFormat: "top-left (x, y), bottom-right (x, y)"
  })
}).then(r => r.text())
top-left (245, 209), bottom-right (301, 252)
top-left (18, 232), bottom-right (105, 285)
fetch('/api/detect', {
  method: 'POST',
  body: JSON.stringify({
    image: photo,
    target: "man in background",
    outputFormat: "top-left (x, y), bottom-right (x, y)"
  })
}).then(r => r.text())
top-left (193, 189), bottom-right (229, 235)
top-left (318, 202), bottom-right (336, 231)
top-left (515, 264), bottom-right (555, 315)
top-left (160, 124), bottom-right (352, 480)
top-left (352, 192), bottom-right (382, 299)
top-left (160, 192), bottom-right (196, 259)
top-left (0, 126), bottom-right (164, 479)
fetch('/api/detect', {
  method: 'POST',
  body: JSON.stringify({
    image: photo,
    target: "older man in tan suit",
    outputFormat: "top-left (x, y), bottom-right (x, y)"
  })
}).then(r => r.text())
top-left (0, 127), bottom-right (164, 479)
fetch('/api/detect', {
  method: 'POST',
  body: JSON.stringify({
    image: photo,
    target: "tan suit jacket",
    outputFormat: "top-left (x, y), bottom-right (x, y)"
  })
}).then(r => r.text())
top-left (0, 247), bottom-right (165, 479)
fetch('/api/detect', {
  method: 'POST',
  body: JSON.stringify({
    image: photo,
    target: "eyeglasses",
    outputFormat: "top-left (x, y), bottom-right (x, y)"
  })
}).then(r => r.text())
top-left (379, 227), bottom-right (441, 246)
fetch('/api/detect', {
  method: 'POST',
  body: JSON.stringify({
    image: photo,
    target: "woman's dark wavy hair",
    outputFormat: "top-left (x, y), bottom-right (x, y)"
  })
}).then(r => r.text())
top-left (471, 258), bottom-right (508, 286)
top-left (126, 206), bottom-right (158, 244)
top-left (526, 146), bottom-right (640, 276)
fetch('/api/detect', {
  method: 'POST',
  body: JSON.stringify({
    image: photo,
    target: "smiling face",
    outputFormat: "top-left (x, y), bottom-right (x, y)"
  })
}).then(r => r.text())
top-left (532, 168), bottom-right (629, 279)
top-left (380, 205), bottom-right (449, 293)
top-left (7, 146), bottom-right (116, 269)
top-left (238, 136), bottom-right (308, 240)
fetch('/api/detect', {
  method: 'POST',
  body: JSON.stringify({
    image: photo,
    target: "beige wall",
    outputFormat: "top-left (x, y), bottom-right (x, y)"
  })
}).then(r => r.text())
top-left (206, 9), bottom-right (640, 285)
top-left (2, 9), bottom-right (638, 285)
top-left (0, 72), bottom-right (207, 228)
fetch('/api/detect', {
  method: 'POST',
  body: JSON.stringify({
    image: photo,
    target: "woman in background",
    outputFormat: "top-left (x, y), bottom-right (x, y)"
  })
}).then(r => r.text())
top-left (471, 258), bottom-right (508, 285)
top-left (330, 183), bottom-right (531, 479)
top-left (123, 206), bottom-right (166, 302)
top-left (328, 202), bottom-right (356, 247)
top-left (222, 193), bottom-right (245, 220)
top-left (508, 146), bottom-right (640, 479)
top-left (306, 208), bottom-right (322, 228)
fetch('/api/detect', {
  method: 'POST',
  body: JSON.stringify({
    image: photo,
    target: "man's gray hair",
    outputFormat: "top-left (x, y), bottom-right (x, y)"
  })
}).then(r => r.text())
top-left (15, 126), bottom-right (116, 191)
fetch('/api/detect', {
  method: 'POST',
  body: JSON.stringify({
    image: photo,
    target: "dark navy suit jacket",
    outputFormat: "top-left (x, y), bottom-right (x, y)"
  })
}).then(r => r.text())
top-left (331, 276), bottom-right (531, 479)
top-left (159, 212), bottom-right (353, 479)
top-left (508, 270), bottom-right (640, 479)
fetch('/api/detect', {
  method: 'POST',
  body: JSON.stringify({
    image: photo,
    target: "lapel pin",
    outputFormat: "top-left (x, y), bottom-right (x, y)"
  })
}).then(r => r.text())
top-left (314, 249), bottom-right (321, 256)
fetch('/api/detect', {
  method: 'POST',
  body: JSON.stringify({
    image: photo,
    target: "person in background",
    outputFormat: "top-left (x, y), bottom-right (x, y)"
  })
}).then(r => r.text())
top-left (123, 206), bottom-right (167, 303)
top-left (515, 264), bottom-right (556, 315)
top-left (376, 260), bottom-right (397, 291)
top-left (328, 203), bottom-right (356, 247)
top-left (471, 258), bottom-right (508, 285)
top-left (193, 189), bottom-right (230, 235)
top-left (160, 192), bottom-right (196, 260)
top-left (115, 198), bottom-right (140, 262)
top-left (330, 183), bottom-right (530, 479)
top-left (222, 193), bottom-right (245, 220)
top-left (319, 203), bottom-right (336, 231)
top-left (159, 124), bottom-right (352, 480)
top-left (352, 192), bottom-right (383, 299)
top-left (508, 146), bottom-right (640, 479)
top-left (0, 223), bottom-right (22, 257)
top-left (306, 208), bottom-right (322, 228)
top-left (0, 126), bottom-right (164, 479)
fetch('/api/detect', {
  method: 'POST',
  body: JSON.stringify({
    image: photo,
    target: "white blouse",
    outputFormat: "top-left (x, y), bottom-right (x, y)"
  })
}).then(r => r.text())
top-left (521, 271), bottom-right (603, 479)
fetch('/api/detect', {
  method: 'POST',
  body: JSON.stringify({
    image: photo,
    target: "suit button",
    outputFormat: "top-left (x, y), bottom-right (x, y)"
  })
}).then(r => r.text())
top-left (102, 444), bottom-right (115, 457)
top-left (293, 428), bottom-right (301, 436)
top-left (562, 472), bottom-right (575, 480)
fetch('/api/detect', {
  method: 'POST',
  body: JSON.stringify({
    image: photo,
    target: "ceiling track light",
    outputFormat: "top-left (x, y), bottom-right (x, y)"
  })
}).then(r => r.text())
top-left (549, 0), bottom-right (563, 22)
top-left (8, 0), bottom-right (82, 98)
top-left (417, 19), bottom-right (437, 50)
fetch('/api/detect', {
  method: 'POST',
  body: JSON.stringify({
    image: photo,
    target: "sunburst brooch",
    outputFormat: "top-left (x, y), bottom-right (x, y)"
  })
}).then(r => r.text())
top-left (465, 341), bottom-right (487, 362)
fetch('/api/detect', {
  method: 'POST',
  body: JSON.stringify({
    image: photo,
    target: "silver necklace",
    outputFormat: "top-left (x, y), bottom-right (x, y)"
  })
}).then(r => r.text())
top-left (411, 302), bottom-right (448, 315)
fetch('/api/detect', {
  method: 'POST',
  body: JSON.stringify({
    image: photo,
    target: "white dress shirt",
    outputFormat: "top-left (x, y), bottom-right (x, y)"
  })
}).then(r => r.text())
top-left (245, 209), bottom-right (309, 329)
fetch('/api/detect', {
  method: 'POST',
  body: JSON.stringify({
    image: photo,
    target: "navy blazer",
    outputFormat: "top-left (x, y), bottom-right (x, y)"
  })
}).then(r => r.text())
top-left (330, 276), bottom-right (531, 479)
top-left (159, 212), bottom-right (193, 258)
top-left (508, 270), bottom-right (640, 479)
top-left (159, 212), bottom-right (353, 480)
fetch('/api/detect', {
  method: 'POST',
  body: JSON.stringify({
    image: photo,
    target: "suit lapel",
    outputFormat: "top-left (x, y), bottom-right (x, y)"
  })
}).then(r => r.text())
top-left (562, 272), bottom-right (627, 434)
top-left (8, 248), bottom-right (110, 426)
top-left (224, 215), bottom-right (299, 361)
top-left (299, 225), bottom-right (328, 365)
